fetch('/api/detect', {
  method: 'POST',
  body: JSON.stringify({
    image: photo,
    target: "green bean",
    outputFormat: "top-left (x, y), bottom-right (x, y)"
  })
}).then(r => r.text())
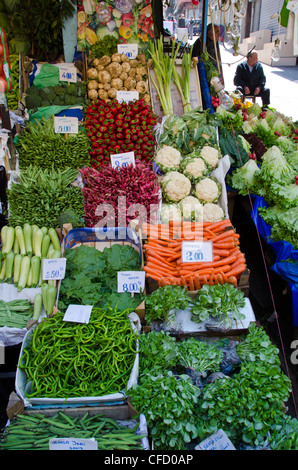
top-left (0, 412), bottom-right (145, 450)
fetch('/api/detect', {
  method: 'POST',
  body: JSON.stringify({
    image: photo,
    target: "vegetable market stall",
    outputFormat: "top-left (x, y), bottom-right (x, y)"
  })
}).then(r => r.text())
top-left (0, 0), bottom-right (298, 453)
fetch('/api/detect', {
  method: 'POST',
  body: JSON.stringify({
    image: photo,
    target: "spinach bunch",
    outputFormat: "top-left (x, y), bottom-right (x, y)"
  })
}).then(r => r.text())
top-left (129, 371), bottom-right (200, 450)
top-left (191, 283), bottom-right (246, 324)
top-left (145, 285), bottom-right (190, 323)
top-left (195, 326), bottom-right (292, 448)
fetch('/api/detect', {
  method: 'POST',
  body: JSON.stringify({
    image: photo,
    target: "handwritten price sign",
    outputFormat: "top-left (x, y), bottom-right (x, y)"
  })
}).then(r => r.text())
top-left (181, 241), bottom-right (213, 263)
top-left (42, 258), bottom-right (66, 281)
top-left (117, 271), bottom-right (145, 293)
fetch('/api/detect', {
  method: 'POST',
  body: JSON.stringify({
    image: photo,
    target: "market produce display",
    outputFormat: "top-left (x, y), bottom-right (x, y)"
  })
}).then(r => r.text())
top-left (1, 0), bottom-right (298, 453)
top-left (58, 243), bottom-right (142, 312)
top-left (24, 81), bottom-right (88, 110)
top-left (85, 98), bottom-right (157, 167)
top-left (0, 412), bottom-right (145, 450)
top-left (7, 166), bottom-right (84, 228)
top-left (15, 117), bottom-right (90, 170)
top-left (18, 307), bottom-right (138, 399)
top-left (86, 52), bottom-right (150, 103)
top-left (80, 160), bottom-right (160, 227)
top-left (142, 219), bottom-right (246, 290)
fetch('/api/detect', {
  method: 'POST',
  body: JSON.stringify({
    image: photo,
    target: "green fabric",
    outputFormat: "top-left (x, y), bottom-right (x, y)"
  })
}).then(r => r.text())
top-left (33, 63), bottom-right (60, 89)
top-left (28, 105), bottom-right (72, 122)
top-left (280, 0), bottom-right (290, 28)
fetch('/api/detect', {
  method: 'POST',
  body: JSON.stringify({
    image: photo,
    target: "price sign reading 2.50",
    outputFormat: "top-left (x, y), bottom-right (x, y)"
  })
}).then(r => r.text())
top-left (181, 241), bottom-right (213, 263)
top-left (43, 258), bottom-right (66, 281)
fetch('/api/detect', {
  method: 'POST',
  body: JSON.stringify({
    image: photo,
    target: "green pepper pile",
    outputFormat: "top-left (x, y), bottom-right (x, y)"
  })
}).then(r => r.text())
top-left (19, 307), bottom-right (138, 399)
top-left (15, 117), bottom-right (90, 170)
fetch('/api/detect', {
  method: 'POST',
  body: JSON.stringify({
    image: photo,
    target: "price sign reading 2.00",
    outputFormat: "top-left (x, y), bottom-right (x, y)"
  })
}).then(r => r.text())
top-left (181, 241), bottom-right (213, 263)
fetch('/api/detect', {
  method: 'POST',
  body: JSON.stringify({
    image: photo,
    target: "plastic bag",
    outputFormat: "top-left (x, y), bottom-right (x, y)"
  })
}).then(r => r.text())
top-left (33, 63), bottom-right (60, 88)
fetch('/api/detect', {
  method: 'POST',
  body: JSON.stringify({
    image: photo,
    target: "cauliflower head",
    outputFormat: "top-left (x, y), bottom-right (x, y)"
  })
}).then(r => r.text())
top-left (194, 177), bottom-right (221, 204)
top-left (181, 156), bottom-right (209, 182)
top-left (161, 171), bottom-right (191, 203)
top-left (203, 203), bottom-right (225, 223)
top-left (155, 145), bottom-right (182, 173)
top-left (199, 145), bottom-right (220, 169)
top-left (179, 196), bottom-right (204, 222)
top-left (160, 203), bottom-right (182, 224)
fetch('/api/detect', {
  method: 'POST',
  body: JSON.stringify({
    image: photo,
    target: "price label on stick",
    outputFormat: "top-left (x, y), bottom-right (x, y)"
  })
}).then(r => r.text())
top-left (181, 241), bottom-right (213, 263)
top-left (63, 305), bottom-right (93, 324)
top-left (110, 151), bottom-right (135, 169)
top-left (117, 90), bottom-right (139, 103)
top-left (54, 116), bottom-right (78, 134)
top-left (117, 43), bottom-right (138, 59)
top-left (43, 258), bottom-right (66, 281)
top-left (59, 64), bottom-right (77, 83)
top-left (117, 271), bottom-right (145, 293)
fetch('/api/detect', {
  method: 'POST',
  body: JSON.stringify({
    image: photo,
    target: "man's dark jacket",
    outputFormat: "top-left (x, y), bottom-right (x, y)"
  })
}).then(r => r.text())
top-left (233, 61), bottom-right (266, 92)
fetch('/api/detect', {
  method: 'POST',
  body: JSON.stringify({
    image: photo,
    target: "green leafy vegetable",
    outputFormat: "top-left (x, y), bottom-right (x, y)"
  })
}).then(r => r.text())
top-left (138, 330), bottom-right (179, 376)
top-left (190, 283), bottom-right (246, 324)
top-left (129, 371), bottom-right (200, 450)
top-left (177, 337), bottom-right (223, 375)
top-left (145, 285), bottom-right (190, 323)
top-left (58, 244), bottom-right (142, 311)
top-left (230, 159), bottom-right (261, 196)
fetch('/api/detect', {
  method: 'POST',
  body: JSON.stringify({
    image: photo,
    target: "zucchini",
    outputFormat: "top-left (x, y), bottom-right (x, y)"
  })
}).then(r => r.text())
top-left (17, 256), bottom-right (31, 291)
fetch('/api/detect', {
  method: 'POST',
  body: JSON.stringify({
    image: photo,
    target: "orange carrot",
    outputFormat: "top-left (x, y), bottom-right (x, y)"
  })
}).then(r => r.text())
top-left (225, 264), bottom-right (247, 278)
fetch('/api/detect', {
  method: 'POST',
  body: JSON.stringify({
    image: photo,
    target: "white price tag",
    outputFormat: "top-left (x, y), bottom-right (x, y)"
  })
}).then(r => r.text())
top-left (49, 437), bottom-right (98, 450)
top-left (54, 116), bottom-right (78, 134)
top-left (110, 151), bottom-right (135, 169)
top-left (42, 258), bottom-right (66, 280)
top-left (181, 241), bottom-right (213, 263)
top-left (63, 305), bottom-right (93, 324)
top-left (59, 64), bottom-right (77, 83)
top-left (195, 429), bottom-right (236, 451)
top-left (117, 43), bottom-right (138, 59)
top-left (117, 271), bottom-right (145, 293)
top-left (117, 90), bottom-right (139, 103)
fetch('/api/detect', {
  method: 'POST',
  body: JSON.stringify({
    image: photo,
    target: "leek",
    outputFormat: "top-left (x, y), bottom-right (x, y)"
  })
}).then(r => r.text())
top-left (172, 47), bottom-right (193, 114)
top-left (149, 36), bottom-right (180, 116)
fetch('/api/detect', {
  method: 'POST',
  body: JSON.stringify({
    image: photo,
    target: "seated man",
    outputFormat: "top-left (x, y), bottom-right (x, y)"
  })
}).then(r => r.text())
top-left (233, 51), bottom-right (270, 107)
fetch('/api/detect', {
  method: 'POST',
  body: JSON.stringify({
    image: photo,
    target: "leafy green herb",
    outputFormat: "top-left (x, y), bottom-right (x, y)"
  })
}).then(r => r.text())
top-left (236, 322), bottom-right (281, 365)
top-left (129, 371), bottom-right (200, 450)
top-left (89, 35), bottom-right (119, 59)
top-left (139, 330), bottom-right (179, 377)
top-left (145, 285), bottom-right (190, 323)
top-left (177, 338), bottom-right (223, 376)
top-left (190, 283), bottom-right (246, 324)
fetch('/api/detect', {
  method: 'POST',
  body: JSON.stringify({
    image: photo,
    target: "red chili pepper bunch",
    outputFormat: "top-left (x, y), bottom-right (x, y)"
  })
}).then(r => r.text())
top-left (80, 160), bottom-right (160, 227)
top-left (85, 98), bottom-right (158, 168)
